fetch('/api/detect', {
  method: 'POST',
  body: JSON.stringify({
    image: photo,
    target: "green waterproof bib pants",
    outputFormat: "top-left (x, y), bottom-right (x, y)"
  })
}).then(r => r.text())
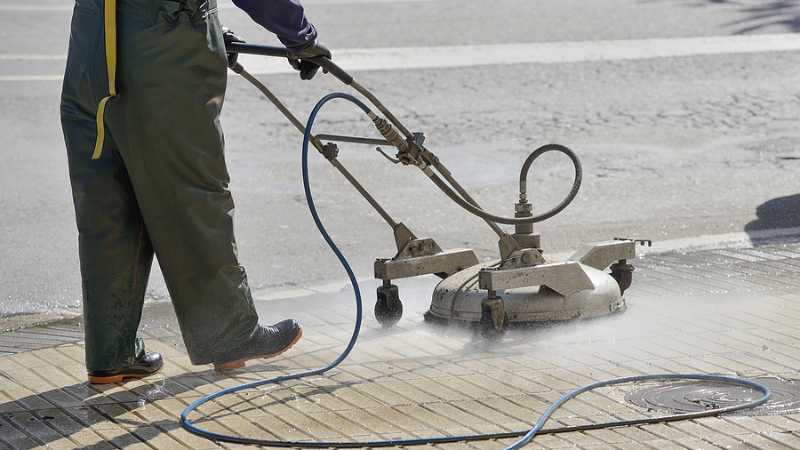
top-left (60, 0), bottom-right (259, 371)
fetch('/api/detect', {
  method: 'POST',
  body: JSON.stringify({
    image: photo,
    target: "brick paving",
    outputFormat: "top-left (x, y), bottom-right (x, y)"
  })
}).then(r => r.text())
top-left (2, 242), bottom-right (800, 449)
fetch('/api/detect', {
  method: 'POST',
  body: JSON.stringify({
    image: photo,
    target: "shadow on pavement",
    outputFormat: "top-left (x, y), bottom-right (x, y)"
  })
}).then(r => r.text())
top-left (655, 0), bottom-right (800, 33)
top-left (745, 194), bottom-right (800, 243)
top-left (0, 363), bottom-right (290, 449)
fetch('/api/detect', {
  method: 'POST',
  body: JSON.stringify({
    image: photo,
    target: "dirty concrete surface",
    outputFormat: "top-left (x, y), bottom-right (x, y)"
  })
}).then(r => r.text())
top-left (2, 0), bottom-right (800, 318)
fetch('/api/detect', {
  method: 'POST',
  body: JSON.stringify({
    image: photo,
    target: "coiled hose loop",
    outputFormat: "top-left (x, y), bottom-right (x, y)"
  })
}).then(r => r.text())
top-left (424, 143), bottom-right (582, 225)
top-left (518, 143), bottom-right (582, 221)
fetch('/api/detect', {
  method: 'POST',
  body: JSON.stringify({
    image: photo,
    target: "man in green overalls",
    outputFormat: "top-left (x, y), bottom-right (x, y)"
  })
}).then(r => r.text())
top-left (60, 0), bottom-right (328, 384)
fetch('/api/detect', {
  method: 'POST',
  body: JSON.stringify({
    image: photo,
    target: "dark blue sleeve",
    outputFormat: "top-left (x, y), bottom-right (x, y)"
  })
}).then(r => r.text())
top-left (232, 0), bottom-right (317, 49)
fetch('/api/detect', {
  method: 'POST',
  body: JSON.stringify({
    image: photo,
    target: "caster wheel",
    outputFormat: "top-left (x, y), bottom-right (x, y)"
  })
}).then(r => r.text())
top-left (479, 311), bottom-right (508, 340)
top-left (375, 284), bottom-right (403, 328)
top-left (479, 297), bottom-right (507, 340)
top-left (610, 261), bottom-right (635, 295)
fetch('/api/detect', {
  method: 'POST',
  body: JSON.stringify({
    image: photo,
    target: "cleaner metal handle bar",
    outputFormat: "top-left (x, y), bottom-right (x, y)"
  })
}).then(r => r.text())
top-left (226, 42), bottom-right (581, 238)
top-left (229, 62), bottom-right (402, 230)
top-left (226, 41), bottom-right (411, 136)
top-left (227, 41), bottom-right (506, 239)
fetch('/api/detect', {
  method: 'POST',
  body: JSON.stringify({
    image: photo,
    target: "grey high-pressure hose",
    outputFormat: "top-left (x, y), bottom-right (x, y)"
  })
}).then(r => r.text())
top-left (426, 144), bottom-right (582, 225)
top-left (518, 143), bottom-right (583, 221)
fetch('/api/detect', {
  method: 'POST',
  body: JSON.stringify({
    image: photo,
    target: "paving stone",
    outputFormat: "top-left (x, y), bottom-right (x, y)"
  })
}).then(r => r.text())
top-left (336, 407), bottom-right (404, 434)
top-left (395, 404), bottom-right (474, 435)
top-left (736, 433), bottom-right (795, 449)
top-left (67, 428), bottom-right (117, 449)
top-left (554, 430), bottom-right (608, 448)
top-left (753, 415), bottom-right (800, 433)
top-left (669, 421), bottom-right (745, 449)
top-left (423, 402), bottom-right (507, 434)
top-left (613, 440), bottom-right (653, 450)
top-left (696, 417), bottom-right (754, 437)
top-left (5, 411), bottom-right (72, 449)
top-left (409, 378), bottom-right (473, 402)
top-left (671, 437), bottom-right (727, 449)
top-left (763, 431), bottom-right (800, 448)
top-left (611, 424), bottom-right (663, 443)
top-left (362, 405), bottom-right (438, 434)
top-left (641, 440), bottom-right (689, 450)
top-left (582, 428), bottom-right (633, 445)
top-left (0, 414), bottom-right (45, 449)
top-left (380, 379), bottom-right (443, 404)
top-left (351, 379), bottom-right (416, 406)
top-left (723, 416), bottom-right (784, 435)
top-left (128, 424), bottom-right (192, 449)
top-left (524, 434), bottom-right (574, 449)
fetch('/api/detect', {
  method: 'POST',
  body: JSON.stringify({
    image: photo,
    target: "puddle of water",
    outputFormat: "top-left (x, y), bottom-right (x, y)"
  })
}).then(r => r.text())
top-left (136, 375), bottom-right (168, 409)
top-left (626, 377), bottom-right (800, 416)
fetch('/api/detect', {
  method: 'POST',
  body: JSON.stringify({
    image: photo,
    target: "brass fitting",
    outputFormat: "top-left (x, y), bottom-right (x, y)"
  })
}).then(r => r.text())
top-left (368, 112), bottom-right (407, 152)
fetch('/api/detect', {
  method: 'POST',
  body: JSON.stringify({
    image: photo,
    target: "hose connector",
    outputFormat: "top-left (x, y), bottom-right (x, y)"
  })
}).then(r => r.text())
top-left (512, 201), bottom-right (541, 249)
top-left (514, 201), bottom-right (534, 235)
top-left (369, 112), bottom-right (407, 152)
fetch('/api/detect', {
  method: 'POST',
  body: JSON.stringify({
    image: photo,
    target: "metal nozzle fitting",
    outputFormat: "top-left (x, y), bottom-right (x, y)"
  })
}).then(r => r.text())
top-left (514, 201), bottom-right (533, 235)
top-left (369, 113), bottom-right (407, 151)
top-left (512, 200), bottom-right (540, 249)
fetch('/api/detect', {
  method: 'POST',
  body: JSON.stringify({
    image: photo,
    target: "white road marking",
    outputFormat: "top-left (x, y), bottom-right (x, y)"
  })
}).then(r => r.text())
top-left (548, 226), bottom-right (800, 261)
top-left (0, 75), bottom-right (63, 81)
top-left (3, 33), bottom-right (800, 81)
top-left (302, 0), bottom-right (437, 3)
top-left (250, 226), bottom-right (800, 303)
top-left (0, 0), bottom-right (435, 10)
top-left (237, 33), bottom-right (800, 75)
top-left (0, 54), bottom-right (65, 60)
top-left (643, 226), bottom-right (800, 255)
top-left (0, 6), bottom-right (65, 11)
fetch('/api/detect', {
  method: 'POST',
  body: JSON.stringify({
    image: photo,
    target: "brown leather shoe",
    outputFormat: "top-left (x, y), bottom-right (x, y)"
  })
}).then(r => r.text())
top-left (87, 352), bottom-right (163, 384)
top-left (214, 320), bottom-right (303, 372)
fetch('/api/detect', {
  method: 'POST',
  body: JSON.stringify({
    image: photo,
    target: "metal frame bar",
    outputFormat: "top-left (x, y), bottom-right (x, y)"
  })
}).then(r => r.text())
top-left (316, 134), bottom-right (391, 146)
top-left (233, 64), bottom-right (399, 230)
top-left (231, 44), bottom-right (514, 248)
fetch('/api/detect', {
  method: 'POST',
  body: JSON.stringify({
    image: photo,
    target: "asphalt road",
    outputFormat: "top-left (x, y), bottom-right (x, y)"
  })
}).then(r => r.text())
top-left (2, 0), bottom-right (800, 315)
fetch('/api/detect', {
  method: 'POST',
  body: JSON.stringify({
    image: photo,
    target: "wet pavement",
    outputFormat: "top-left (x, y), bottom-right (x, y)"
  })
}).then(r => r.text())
top-left (3, 242), bottom-right (800, 449)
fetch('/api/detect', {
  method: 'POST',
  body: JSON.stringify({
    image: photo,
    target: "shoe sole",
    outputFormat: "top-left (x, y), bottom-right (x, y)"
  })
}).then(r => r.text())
top-left (214, 326), bottom-right (304, 372)
top-left (88, 369), bottom-right (161, 385)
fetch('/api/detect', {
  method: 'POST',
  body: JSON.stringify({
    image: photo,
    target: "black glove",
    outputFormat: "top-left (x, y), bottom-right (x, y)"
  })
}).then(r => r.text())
top-left (222, 28), bottom-right (245, 68)
top-left (287, 41), bottom-right (331, 80)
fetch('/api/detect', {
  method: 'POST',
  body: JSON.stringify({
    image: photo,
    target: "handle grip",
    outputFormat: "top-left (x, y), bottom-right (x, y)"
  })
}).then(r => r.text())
top-left (225, 42), bottom-right (354, 85)
top-left (309, 57), bottom-right (354, 85)
top-left (226, 42), bottom-right (288, 58)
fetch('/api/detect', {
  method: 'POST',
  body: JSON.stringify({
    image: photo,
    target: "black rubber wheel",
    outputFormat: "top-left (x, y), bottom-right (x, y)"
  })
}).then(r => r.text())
top-left (610, 261), bottom-right (635, 295)
top-left (375, 284), bottom-right (403, 328)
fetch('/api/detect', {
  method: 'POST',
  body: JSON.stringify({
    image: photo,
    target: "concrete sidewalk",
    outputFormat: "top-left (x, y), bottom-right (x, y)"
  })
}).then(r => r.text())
top-left (3, 242), bottom-right (800, 449)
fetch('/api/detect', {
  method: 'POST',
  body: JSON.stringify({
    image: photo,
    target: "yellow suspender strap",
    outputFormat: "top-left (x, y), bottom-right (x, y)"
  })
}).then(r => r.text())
top-left (91, 0), bottom-right (118, 160)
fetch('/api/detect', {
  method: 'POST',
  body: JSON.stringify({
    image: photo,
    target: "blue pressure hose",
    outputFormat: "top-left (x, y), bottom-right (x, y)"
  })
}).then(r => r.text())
top-left (180, 92), bottom-right (772, 448)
